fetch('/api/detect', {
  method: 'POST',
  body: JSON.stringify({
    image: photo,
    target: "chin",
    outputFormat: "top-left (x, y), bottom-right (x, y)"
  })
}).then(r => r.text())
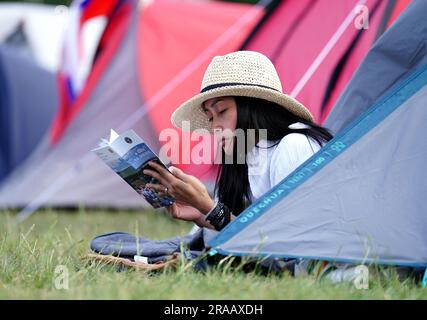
top-left (222, 143), bottom-right (234, 156)
top-left (217, 138), bottom-right (234, 156)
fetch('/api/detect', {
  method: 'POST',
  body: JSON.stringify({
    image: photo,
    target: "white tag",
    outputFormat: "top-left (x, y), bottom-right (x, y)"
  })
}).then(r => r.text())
top-left (134, 255), bottom-right (149, 264)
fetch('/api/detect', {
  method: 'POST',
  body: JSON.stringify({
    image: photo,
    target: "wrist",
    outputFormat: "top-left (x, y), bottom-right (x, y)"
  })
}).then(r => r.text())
top-left (194, 213), bottom-right (211, 228)
top-left (204, 201), bottom-right (231, 231)
top-left (197, 197), bottom-right (215, 215)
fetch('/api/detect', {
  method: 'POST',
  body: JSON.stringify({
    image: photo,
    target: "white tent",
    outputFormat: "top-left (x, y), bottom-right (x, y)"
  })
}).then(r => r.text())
top-left (0, 2), bottom-right (69, 71)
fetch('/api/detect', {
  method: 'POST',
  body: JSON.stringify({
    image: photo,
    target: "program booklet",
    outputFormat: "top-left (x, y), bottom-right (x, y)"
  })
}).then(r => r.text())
top-left (92, 129), bottom-right (175, 208)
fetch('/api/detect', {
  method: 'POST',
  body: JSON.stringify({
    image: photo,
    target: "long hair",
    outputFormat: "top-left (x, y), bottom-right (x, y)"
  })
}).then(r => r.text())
top-left (214, 96), bottom-right (333, 216)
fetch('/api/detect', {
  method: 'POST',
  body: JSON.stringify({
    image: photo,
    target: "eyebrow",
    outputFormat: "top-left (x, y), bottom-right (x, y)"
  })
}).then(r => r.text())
top-left (202, 98), bottom-right (223, 111)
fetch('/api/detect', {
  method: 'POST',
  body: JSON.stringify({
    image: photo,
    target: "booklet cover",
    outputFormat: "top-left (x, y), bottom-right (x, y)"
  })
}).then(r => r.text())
top-left (92, 129), bottom-right (175, 208)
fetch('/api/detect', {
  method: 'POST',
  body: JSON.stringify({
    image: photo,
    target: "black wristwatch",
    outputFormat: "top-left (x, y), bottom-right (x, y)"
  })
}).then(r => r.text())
top-left (205, 201), bottom-right (231, 231)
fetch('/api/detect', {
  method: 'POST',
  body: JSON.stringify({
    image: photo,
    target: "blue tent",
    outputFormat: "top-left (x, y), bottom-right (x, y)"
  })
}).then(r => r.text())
top-left (0, 44), bottom-right (57, 181)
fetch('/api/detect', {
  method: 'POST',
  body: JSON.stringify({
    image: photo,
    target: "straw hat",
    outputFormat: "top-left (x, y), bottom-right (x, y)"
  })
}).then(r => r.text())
top-left (171, 51), bottom-right (314, 133)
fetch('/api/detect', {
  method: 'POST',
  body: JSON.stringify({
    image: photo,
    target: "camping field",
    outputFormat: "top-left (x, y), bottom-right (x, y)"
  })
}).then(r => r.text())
top-left (0, 209), bottom-right (426, 300)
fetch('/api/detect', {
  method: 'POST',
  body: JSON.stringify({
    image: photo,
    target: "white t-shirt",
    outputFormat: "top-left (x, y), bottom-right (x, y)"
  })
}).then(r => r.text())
top-left (189, 122), bottom-right (322, 234)
top-left (246, 122), bottom-right (322, 202)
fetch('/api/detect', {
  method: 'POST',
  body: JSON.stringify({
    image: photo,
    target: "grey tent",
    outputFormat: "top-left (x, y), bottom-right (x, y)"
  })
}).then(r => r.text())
top-left (0, 11), bottom-right (159, 211)
top-left (0, 44), bottom-right (57, 181)
top-left (209, 0), bottom-right (427, 268)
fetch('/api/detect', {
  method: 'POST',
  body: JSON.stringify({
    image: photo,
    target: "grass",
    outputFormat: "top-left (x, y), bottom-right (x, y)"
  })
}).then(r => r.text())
top-left (0, 209), bottom-right (426, 299)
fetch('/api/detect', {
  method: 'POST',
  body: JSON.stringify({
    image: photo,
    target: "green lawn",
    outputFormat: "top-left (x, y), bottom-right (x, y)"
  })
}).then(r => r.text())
top-left (0, 209), bottom-right (426, 299)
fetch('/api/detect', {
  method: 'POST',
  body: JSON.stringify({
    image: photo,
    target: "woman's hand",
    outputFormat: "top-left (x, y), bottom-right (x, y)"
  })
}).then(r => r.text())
top-left (165, 203), bottom-right (215, 229)
top-left (165, 202), bottom-right (203, 222)
top-left (143, 162), bottom-right (214, 214)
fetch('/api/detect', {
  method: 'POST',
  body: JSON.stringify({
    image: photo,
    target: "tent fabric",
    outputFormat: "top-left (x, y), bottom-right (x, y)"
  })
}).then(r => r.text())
top-left (242, 0), bottom-right (390, 123)
top-left (386, 0), bottom-right (412, 29)
top-left (50, 0), bottom-right (133, 144)
top-left (324, 0), bottom-right (426, 134)
top-left (209, 60), bottom-right (427, 267)
top-left (59, 0), bottom-right (121, 99)
top-left (0, 45), bottom-right (57, 181)
top-left (317, 0), bottom-right (393, 123)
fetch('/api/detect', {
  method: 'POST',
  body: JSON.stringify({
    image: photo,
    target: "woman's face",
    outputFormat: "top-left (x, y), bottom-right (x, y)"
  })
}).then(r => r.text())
top-left (202, 96), bottom-right (237, 154)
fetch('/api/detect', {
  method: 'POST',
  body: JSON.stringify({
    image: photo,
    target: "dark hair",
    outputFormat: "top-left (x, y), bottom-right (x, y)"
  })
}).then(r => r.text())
top-left (214, 96), bottom-right (333, 216)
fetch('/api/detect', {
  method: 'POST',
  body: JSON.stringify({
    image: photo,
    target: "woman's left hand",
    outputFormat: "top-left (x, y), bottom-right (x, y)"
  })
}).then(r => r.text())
top-left (143, 162), bottom-right (214, 214)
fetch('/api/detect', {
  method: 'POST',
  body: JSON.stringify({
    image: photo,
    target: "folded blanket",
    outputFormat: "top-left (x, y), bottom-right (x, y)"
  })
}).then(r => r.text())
top-left (87, 228), bottom-right (218, 270)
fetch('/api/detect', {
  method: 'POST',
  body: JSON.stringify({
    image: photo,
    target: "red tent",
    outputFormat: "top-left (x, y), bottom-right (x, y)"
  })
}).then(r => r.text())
top-left (243, 0), bottom-right (411, 123)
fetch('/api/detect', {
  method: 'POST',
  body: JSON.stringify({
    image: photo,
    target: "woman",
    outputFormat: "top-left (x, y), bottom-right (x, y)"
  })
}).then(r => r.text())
top-left (143, 51), bottom-right (332, 231)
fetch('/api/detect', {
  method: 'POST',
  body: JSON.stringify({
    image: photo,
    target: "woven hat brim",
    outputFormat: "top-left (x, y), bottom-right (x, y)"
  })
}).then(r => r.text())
top-left (171, 85), bottom-right (314, 133)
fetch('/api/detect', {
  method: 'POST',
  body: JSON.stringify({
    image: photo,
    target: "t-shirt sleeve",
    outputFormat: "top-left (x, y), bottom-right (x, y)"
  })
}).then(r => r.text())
top-left (269, 133), bottom-right (319, 187)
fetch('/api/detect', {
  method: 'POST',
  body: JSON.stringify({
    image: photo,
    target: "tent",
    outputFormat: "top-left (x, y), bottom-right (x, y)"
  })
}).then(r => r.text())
top-left (209, 0), bottom-right (427, 268)
top-left (0, 2), bottom-right (69, 72)
top-left (0, 0), bottom-right (410, 216)
top-left (0, 44), bottom-right (57, 181)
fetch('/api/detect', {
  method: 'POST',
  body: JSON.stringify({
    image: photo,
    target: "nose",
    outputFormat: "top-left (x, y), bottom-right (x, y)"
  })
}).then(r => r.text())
top-left (211, 118), bottom-right (223, 131)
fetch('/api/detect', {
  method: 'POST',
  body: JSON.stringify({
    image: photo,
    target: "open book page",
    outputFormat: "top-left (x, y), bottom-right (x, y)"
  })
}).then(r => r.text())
top-left (92, 129), bottom-right (175, 208)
